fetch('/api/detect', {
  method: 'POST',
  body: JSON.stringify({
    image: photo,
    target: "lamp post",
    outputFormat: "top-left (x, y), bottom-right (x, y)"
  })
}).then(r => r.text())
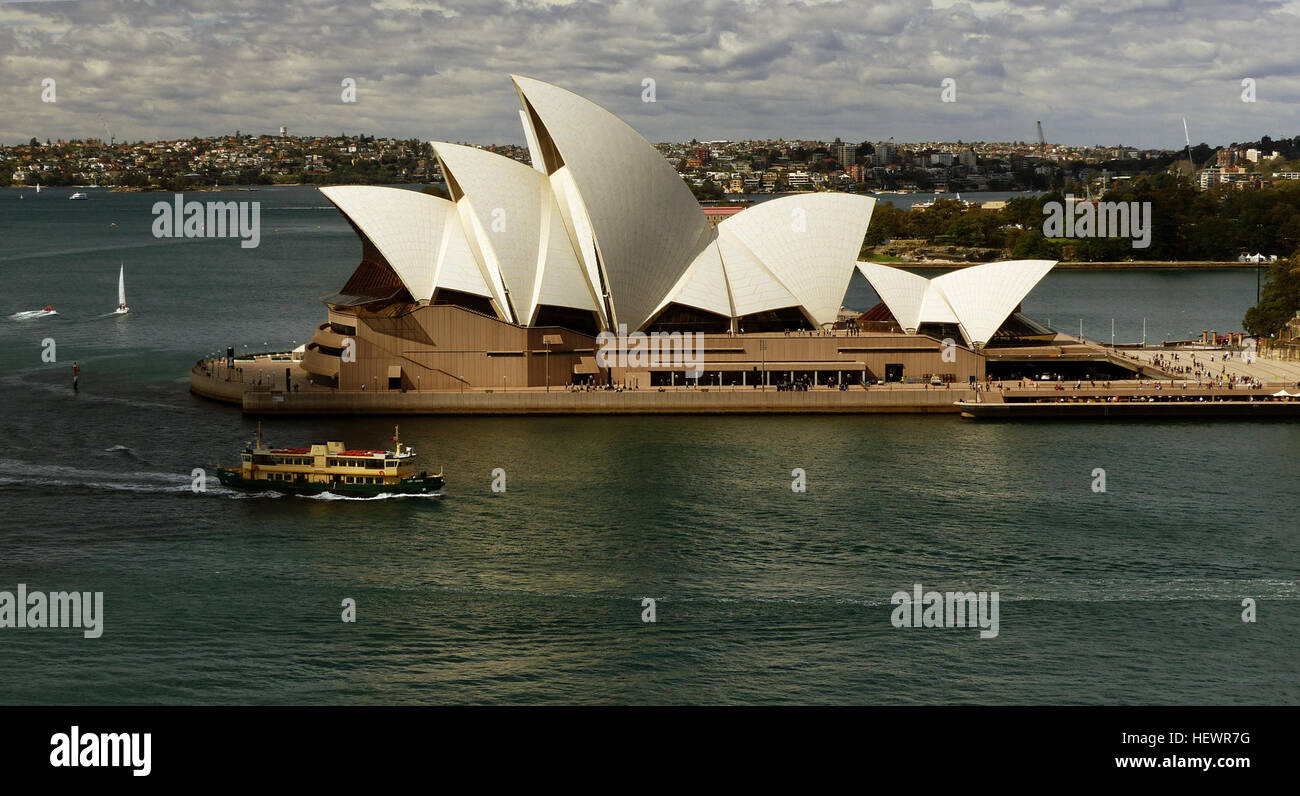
top-left (545, 339), bottom-right (551, 393)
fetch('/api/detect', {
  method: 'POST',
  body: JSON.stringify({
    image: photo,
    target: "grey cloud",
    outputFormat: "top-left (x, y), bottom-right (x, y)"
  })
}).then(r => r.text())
top-left (0, 0), bottom-right (1297, 148)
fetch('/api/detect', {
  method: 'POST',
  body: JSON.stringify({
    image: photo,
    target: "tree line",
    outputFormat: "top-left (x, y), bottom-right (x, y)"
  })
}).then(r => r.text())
top-left (864, 175), bottom-right (1300, 262)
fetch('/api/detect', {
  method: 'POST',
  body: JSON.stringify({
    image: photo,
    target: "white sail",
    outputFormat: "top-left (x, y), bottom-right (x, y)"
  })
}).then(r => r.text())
top-left (118, 265), bottom-right (126, 306)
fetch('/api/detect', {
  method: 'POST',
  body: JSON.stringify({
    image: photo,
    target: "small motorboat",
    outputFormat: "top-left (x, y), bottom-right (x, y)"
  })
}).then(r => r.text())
top-left (9, 306), bottom-right (57, 320)
top-left (69, 192), bottom-right (88, 200)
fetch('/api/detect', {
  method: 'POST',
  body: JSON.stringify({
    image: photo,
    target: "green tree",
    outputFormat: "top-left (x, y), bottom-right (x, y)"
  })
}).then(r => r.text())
top-left (1244, 253), bottom-right (1300, 337)
top-left (690, 179), bottom-right (724, 201)
top-left (1011, 229), bottom-right (1059, 259)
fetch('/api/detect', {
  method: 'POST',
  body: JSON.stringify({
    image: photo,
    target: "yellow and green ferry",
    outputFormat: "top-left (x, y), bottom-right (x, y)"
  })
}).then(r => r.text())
top-left (217, 425), bottom-right (444, 496)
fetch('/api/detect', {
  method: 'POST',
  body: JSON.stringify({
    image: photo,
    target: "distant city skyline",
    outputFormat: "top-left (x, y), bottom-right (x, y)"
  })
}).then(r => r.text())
top-left (2, 0), bottom-right (1299, 149)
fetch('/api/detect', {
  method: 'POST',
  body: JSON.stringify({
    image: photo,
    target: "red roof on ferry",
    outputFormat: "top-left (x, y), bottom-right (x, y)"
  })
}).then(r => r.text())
top-left (270, 448), bottom-right (311, 454)
top-left (340, 449), bottom-right (387, 456)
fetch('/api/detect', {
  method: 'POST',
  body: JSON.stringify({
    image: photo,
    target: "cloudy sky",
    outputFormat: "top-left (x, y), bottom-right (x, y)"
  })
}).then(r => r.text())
top-left (2, 0), bottom-right (1299, 149)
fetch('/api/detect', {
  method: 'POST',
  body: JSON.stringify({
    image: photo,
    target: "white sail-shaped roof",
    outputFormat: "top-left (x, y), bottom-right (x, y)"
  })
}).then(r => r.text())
top-left (321, 184), bottom-right (499, 309)
top-left (432, 142), bottom-right (596, 324)
top-left (323, 79), bottom-right (914, 335)
top-left (512, 75), bottom-right (713, 331)
top-left (655, 235), bottom-right (734, 319)
top-left (856, 259), bottom-right (1055, 347)
top-left (320, 186), bottom-right (444, 302)
top-left (533, 182), bottom-right (601, 323)
top-left (432, 209), bottom-right (497, 304)
top-left (931, 259), bottom-right (1055, 346)
top-left (855, 261), bottom-right (930, 332)
top-left (720, 194), bottom-right (874, 326)
top-left (548, 166), bottom-right (608, 326)
top-left (716, 230), bottom-right (801, 319)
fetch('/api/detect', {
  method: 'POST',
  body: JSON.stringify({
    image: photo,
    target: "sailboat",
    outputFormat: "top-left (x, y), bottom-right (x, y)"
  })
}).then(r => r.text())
top-left (113, 264), bottom-right (129, 314)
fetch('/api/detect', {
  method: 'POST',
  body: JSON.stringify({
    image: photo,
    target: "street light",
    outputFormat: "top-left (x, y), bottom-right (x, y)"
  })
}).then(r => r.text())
top-left (542, 334), bottom-right (563, 393)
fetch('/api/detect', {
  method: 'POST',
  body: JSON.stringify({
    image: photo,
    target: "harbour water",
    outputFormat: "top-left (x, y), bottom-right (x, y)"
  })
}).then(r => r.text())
top-left (1, 186), bottom-right (1296, 704)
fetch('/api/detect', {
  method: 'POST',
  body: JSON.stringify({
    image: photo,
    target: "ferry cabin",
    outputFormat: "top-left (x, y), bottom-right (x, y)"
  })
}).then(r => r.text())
top-left (238, 441), bottom-right (414, 488)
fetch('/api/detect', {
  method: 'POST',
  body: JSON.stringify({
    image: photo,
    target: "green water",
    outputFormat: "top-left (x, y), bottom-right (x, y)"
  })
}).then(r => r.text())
top-left (0, 186), bottom-right (1295, 704)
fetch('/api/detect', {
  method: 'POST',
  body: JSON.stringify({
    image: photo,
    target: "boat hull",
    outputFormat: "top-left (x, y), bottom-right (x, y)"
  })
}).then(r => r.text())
top-left (216, 468), bottom-right (443, 496)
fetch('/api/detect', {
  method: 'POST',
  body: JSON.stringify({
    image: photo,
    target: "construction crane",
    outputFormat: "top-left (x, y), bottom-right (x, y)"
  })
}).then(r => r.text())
top-left (96, 112), bottom-right (114, 147)
top-left (1036, 120), bottom-right (1052, 190)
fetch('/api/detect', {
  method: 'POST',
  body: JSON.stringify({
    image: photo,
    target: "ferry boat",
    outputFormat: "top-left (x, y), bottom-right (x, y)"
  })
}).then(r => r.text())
top-left (216, 424), bottom-right (443, 496)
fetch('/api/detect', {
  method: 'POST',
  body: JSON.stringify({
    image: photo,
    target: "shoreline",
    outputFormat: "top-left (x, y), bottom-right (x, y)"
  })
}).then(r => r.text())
top-left (192, 364), bottom-right (1298, 417)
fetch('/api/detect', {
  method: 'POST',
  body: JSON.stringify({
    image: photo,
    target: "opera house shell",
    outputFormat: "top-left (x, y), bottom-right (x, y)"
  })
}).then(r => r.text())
top-left (282, 75), bottom-right (1058, 393)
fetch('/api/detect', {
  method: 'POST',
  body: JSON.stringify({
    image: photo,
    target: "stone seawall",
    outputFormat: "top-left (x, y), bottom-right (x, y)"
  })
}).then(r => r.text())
top-left (233, 386), bottom-right (973, 415)
top-left (191, 362), bottom-right (976, 414)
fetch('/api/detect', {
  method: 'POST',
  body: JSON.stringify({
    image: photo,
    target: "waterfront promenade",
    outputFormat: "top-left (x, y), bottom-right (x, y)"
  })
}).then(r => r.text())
top-left (1119, 348), bottom-right (1300, 386)
top-left (190, 353), bottom-right (1300, 415)
top-left (193, 364), bottom-right (979, 414)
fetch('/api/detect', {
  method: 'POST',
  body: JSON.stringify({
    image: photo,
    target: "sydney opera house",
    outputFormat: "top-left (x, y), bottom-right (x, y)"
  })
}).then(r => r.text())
top-left (212, 76), bottom-right (1089, 400)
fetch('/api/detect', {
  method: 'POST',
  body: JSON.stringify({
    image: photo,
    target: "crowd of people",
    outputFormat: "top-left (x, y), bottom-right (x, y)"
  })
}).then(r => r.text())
top-left (1136, 349), bottom-right (1266, 389)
